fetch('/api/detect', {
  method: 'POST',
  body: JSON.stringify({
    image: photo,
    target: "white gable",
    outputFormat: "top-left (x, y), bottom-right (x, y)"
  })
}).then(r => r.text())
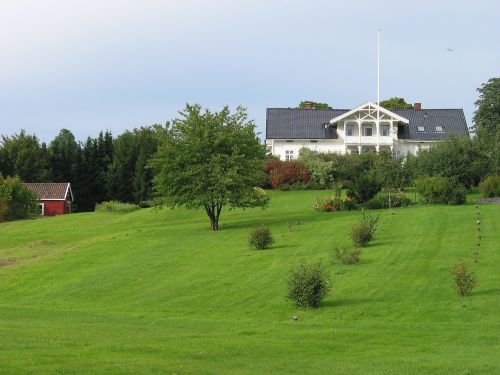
top-left (329, 101), bottom-right (409, 124)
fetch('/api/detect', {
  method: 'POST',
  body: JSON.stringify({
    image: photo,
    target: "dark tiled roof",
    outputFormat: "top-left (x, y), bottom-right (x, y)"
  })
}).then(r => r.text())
top-left (266, 108), bottom-right (348, 139)
top-left (393, 109), bottom-right (469, 140)
top-left (266, 108), bottom-right (469, 141)
top-left (24, 183), bottom-right (72, 200)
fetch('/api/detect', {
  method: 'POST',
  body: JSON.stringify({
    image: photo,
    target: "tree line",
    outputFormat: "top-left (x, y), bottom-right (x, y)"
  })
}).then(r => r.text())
top-left (0, 126), bottom-right (167, 212)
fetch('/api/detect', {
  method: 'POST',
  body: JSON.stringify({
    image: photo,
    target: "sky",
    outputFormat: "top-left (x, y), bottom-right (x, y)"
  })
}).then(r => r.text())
top-left (0, 0), bottom-right (499, 142)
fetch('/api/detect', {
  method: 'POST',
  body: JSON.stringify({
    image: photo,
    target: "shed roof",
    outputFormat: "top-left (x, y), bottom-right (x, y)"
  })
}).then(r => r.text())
top-left (23, 183), bottom-right (73, 201)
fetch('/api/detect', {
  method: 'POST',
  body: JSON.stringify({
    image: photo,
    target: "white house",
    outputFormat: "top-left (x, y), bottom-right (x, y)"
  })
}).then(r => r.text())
top-left (266, 101), bottom-right (469, 160)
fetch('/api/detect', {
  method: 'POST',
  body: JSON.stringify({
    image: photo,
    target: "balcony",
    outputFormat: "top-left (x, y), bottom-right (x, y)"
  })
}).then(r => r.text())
top-left (344, 136), bottom-right (394, 145)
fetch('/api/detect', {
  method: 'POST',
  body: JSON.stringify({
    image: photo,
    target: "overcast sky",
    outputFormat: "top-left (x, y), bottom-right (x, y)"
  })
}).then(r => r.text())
top-left (0, 0), bottom-right (498, 142)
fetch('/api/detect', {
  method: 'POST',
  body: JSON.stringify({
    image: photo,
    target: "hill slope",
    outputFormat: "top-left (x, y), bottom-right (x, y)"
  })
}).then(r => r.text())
top-left (0, 191), bottom-right (499, 374)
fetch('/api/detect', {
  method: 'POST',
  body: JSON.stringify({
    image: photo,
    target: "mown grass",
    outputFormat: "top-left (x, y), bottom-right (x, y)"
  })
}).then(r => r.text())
top-left (0, 191), bottom-right (498, 374)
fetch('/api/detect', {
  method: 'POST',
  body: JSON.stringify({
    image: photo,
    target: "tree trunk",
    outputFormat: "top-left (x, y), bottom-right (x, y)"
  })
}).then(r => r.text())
top-left (205, 204), bottom-right (222, 231)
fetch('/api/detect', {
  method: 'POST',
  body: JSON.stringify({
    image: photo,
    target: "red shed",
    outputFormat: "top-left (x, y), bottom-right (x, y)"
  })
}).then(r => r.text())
top-left (24, 183), bottom-right (74, 216)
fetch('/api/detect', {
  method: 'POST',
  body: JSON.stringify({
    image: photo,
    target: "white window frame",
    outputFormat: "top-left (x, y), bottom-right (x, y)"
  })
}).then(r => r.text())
top-left (380, 123), bottom-right (390, 136)
top-left (363, 126), bottom-right (373, 136)
top-left (346, 122), bottom-right (356, 137)
top-left (285, 150), bottom-right (294, 161)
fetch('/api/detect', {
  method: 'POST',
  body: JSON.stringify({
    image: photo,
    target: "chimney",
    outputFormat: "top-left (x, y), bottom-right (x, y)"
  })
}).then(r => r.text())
top-left (303, 102), bottom-right (313, 109)
top-left (414, 102), bottom-right (422, 110)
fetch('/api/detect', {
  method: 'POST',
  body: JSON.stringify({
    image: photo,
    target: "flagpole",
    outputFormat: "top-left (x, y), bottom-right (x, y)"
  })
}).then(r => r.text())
top-left (377, 29), bottom-right (380, 105)
top-left (377, 29), bottom-right (380, 154)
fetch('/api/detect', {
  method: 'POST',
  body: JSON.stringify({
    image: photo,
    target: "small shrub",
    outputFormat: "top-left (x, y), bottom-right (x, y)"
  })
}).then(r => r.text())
top-left (345, 172), bottom-right (382, 203)
top-left (366, 191), bottom-right (412, 210)
top-left (331, 245), bottom-right (361, 264)
top-left (451, 261), bottom-right (479, 297)
top-left (350, 214), bottom-right (379, 247)
top-left (248, 226), bottom-right (274, 250)
top-left (313, 195), bottom-right (358, 212)
top-left (287, 261), bottom-right (331, 308)
top-left (415, 176), bottom-right (466, 205)
top-left (479, 175), bottom-right (500, 197)
top-left (95, 201), bottom-right (140, 213)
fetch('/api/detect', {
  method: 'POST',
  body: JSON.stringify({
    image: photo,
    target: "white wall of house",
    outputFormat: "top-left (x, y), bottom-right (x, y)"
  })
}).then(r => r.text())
top-left (394, 141), bottom-right (434, 157)
top-left (270, 139), bottom-right (345, 160)
top-left (268, 138), bottom-right (438, 159)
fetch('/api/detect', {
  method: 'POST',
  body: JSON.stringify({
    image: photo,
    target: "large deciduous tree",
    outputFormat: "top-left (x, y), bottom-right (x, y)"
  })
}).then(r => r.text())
top-left (298, 101), bottom-right (330, 109)
top-left (473, 77), bottom-right (500, 173)
top-left (0, 130), bottom-right (50, 182)
top-left (379, 97), bottom-right (413, 110)
top-left (151, 104), bottom-right (268, 230)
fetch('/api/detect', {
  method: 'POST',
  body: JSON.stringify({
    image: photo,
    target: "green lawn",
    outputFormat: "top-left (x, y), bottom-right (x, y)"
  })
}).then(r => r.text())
top-left (0, 191), bottom-right (498, 374)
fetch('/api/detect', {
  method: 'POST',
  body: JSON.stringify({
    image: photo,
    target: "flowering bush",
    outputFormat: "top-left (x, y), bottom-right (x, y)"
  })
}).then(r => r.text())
top-left (313, 195), bottom-right (358, 212)
top-left (265, 159), bottom-right (310, 189)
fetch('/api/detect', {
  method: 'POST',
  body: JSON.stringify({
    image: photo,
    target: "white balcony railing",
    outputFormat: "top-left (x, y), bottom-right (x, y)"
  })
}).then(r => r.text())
top-left (344, 136), bottom-right (394, 145)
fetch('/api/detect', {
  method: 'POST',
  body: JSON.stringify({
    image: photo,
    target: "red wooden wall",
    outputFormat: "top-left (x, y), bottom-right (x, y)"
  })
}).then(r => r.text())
top-left (42, 200), bottom-right (70, 216)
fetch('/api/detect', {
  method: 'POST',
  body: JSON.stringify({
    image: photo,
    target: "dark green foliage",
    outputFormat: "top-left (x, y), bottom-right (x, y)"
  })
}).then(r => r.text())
top-left (248, 226), bottom-right (274, 250)
top-left (346, 170), bottom-right (382, 204)
top-left (49, 129), bottom-right (80, 183)
top-left (331, 245), bottom-right (361, 264)
top-left (350, 214), bottom-right (379, 247)
top-left (151, 104), bottom-right (267, 230)
top-left (473, 77), bottom-right (500, 174)
top-left (298, 101), bottom-right (330, 109)
top-left (366, 191), bottom-right (412, 210)
top-left (286, 261), bottom-right (330, 308)
top-left (0, 175), bottom-right (37, 221)
top-left (75, 133), bottom-right (114, 211)
top-left (415, 136), bottom-right (488, 188)
top-left (379, 97), bottom-right (413, 110)
top-left (451, 261), bottom-right (479, 297)
top-left (415, 176), bottom-right (466, 205)
top-left (0, 130), bottom-right (50, 182)
top-left (479, 175), bottom-right (500, 197)
top-left (107, 126), bottom-right (164, 204)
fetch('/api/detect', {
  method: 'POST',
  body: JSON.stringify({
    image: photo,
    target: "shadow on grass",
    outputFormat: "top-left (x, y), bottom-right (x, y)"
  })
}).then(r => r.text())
top-left (473, 288), bottom-right (500, 297)
top-left (322, 297), bottom-right (378, 308)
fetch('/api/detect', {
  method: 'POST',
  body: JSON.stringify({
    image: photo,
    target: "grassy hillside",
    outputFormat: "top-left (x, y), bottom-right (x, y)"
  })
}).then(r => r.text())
top-left (0, 191), bottom-right (498, 374)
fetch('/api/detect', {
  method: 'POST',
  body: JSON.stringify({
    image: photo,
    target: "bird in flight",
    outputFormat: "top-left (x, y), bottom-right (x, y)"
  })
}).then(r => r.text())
top-left (446, 48), bottom-right (454, 52)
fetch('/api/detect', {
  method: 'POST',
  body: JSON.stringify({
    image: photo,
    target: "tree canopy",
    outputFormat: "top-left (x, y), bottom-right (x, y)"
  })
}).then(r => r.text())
top-left (379, 97), bottom-right (413, 110)
top-left (473, 77), bottom-right (500, 173)
top-left (151, 104), bottom-right (268, 230)
top-left (298, 101), bottom-right (330, 109)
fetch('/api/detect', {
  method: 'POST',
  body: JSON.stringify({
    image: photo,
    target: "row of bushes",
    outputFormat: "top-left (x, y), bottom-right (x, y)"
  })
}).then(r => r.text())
top-left (314, 191), bottom-right (412, 212)
top-left (95, 201), bottom-right (141, 213)
top-left (0, 175), bottom-right (37, 222)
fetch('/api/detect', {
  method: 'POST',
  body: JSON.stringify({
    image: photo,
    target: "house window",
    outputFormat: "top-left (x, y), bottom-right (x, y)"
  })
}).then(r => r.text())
top-left (417, 126), bottom-right (425, 132)
top-left (285, 150), bottom-right (294, 161)
top-left (363, 127), bottom-right (373, 136)
top-left (436, 126), bottom-right (443, 132)
top-left (381, 125), bottom-right (390, 136)
top-left (346, 123), bottom-right (356, 137)
top-left (310, 140), bottom-right (318, 143)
